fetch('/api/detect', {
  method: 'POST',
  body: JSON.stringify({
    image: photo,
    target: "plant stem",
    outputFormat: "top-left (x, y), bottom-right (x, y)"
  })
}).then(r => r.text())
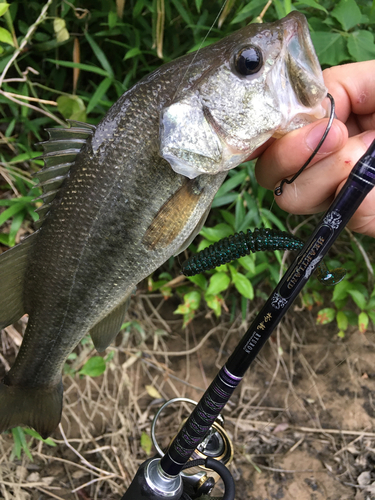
top-left (0, 0), bottom-right (54, 88)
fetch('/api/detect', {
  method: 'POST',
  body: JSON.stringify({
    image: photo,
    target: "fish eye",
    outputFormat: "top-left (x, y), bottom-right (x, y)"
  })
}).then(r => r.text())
top-left (234, 46), bottom-right (263, 76)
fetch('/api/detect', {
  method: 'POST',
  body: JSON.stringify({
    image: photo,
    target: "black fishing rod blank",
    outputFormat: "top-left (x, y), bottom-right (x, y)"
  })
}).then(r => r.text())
top-left (121, 139), bottom-right (375, 499)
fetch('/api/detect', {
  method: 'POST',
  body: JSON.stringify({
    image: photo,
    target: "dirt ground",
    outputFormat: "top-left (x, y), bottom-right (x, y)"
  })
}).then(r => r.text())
top-left (0, 288), bottom-right (375, 500)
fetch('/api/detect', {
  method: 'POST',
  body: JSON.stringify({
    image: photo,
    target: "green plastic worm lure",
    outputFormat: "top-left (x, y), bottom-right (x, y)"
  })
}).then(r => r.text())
top-left (182, 227), bottom-right (346, 286)
top-left (182, 228), bottom-right (302, 276)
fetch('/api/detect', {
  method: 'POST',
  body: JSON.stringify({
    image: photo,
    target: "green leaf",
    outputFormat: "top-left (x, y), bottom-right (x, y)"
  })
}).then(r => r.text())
top-left (108, 11), bottom-right (117, 29)
top-left (215, 170), bottom-right (247, 197)
top-left (344, 310), bottom-right (358, 326)
top-left (140, 432), bottom-right (152, 455)
top-left (206, 272), bottom-right (230, 296)
top-left (295, 0), bottom-right (328, 14)
top-left (171, 0), bottom-right (193, 26)
top-left (205, 294), bottom-right (222, 317)
top-left (336, 310), bottom-right (348, 331)
top-left (8, 210), bottom-right (24, 247)
top-left (87, 77), bottom-right (113, 114)
top-left (23, 428), bottom-right (56, 446)
top-left (348, 289), bottom-right (367, 310)
top-left (232, 273), bottom-right (254, 300)
top-left (7, 152), bottom-right (41, 164)
top-left (0, 3), bottom-right (10, 17)
top-left (0, 202), bottom-right (26, 226)
top-left (368, 310), bottom-right (375, 326)
top-left (197, 239), bottom-right (211, 252)
top-left (231, 0), bottom-right (268, 24)
top-left (211, 193), bottom-right (238, 208)
top-left (358, 311), bottom-right (369, 333)
top-left (316, 308), bottom-right (335, 325)
top-left (0, 194), bottom-right (35, 207)
top-left (0, 26), bottom-right (14, 46)
top-left (0, 234), bottom-right (10, 245)
top-left (311, 32), bottom-right (349, 66)
top-left (332, 279), bottom-right (351, 303)
top-left (347, 30), bottom-right (375, 62)
top-left (57, 95), bottom-right (86, 121)
top-left (273, 0), bottom-right (287, 18)
top-left (187, 274), bottom-right (207, 290)
top-left (177, 291), bottom-right (201, 312)
top-left (53, 18), bottom-right (69, 43)
top-left (195, 0), bottom-right (203, 13)
top-left (238, 254), bottom-right (256, 274)
top-left (46, 59), bottom-right (110, 77)
top-left (200, 223), bottom-right (233, 242)
top-left (331, 0), bottom-right (362, 31)
top-left (124, 47), bottom-right (143, 60)
top-left (79, 356), bottom-right (106, 377)
top-left (85, 32), bottom-right (114, 78)
top-left (12, 427), bottom-right (33, 461)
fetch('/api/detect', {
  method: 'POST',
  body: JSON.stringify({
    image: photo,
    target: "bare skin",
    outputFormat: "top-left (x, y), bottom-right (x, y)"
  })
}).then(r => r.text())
top-left (251, 61), bottom-right (375, 237)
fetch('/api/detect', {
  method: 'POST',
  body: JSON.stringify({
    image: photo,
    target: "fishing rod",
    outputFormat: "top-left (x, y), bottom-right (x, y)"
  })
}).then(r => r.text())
top-left (121, 139), bottom-right (375, 500)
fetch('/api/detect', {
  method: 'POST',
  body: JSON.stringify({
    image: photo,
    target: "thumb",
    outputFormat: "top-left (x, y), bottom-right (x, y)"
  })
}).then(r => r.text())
top-left (255, 118), bottom-right (348, 191)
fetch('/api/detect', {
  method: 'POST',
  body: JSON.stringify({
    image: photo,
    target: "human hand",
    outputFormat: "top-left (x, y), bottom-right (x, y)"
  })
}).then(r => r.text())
top-left (254, 60), bottom-right (375, 237)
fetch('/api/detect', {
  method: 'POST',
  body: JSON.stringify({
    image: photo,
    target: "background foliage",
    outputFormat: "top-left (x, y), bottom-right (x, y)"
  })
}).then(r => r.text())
top-left (0, 0), bottom-right (375, 343)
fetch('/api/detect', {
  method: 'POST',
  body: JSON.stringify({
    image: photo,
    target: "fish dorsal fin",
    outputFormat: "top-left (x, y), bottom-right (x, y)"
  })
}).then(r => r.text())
top-left (0, 232), bottom-right (37, 328)
top-left (89, 298), bottom-right (131, 352)
top-left (33, 120), bottom-right (96, 229)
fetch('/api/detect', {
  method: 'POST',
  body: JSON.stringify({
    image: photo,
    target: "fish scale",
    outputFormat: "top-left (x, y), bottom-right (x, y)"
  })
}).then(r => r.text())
top-left (0, 12), bottom-right (328, 438)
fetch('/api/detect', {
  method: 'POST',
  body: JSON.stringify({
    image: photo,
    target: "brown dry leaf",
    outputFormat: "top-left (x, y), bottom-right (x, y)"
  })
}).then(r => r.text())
top-left (357, 471), bottom-right (371, 486)
top-left (16, 465), bottom-right (27, 480)
top-left (346, 444), bottom-right (360, 455)
top-left (324, 462), bottom-right (333, 473)
top-left (366, 482), bottom-right (375, 495)
top-left (72, 470), bottom-right (86, 479)
top-left (145, 385), bottom-right (162, 399)
top-left (218, 0), bottom-right (236, 28)
top-left (27, 472), bottom-right (40, 482)
top-left (41, 476), bottom-right (55, 485)
top-left (155, 0), bottom-right (164, 59)
top-left (273, 422), bottom-right (289, 434)
top-left (73, 37), bottom-right (80, 95)
top-left (116, 0), bottom-right (125, 19)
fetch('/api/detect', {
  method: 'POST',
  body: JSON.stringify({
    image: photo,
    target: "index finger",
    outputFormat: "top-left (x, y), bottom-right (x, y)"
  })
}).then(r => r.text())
top-left (324, 60), bottom-right (375, 127)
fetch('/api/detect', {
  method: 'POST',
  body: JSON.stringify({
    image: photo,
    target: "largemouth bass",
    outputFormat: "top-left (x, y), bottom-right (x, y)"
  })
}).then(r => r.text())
top-left (0, 12), bottom-right (327, 438)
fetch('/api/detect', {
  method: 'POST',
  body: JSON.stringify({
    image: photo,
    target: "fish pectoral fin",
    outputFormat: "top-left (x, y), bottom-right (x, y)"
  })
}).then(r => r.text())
top-left (0, 232), bottom-right (38, 329)
top-left (173, 205), bottom-right (211, 256)
top-left (89, 297), bottom-right (131, 352)
top-left (142, 179), bottom-right (203, 251)
top-left (0, 380), bottom-right (63, 439)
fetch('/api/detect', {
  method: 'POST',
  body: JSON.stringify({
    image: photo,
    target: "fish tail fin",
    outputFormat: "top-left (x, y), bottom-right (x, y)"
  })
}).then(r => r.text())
top-left (0, 380), bottom-right (63, 439)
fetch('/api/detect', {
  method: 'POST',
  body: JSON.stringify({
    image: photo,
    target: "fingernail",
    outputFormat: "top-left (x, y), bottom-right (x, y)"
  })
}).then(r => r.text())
top-left (305, 121), bottom-right (342, 154)
top-left (361, 131), bottom-right (375, 149)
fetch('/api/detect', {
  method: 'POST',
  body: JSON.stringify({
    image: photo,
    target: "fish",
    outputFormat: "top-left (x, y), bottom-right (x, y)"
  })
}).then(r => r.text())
top-left (0, 12), bottom-right (327, 438)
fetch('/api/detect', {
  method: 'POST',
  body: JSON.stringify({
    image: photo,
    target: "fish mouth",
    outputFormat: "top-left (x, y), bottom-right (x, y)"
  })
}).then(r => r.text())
top-left (284, 13), bottom-right (326, 108)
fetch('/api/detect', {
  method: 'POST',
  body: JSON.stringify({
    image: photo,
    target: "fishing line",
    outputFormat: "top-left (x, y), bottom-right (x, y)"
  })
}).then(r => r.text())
top-left (274, 93), bottom-right (336, 196)
top-left (171, 0), bottom-right (230, 102)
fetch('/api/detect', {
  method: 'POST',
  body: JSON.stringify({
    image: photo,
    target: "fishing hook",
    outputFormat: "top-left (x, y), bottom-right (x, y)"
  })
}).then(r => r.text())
top-left (274, 93), bottom-right (335, 196)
